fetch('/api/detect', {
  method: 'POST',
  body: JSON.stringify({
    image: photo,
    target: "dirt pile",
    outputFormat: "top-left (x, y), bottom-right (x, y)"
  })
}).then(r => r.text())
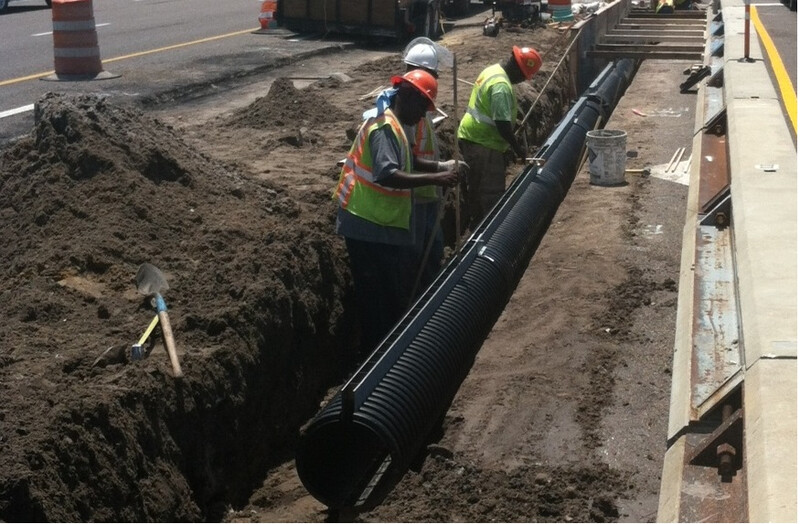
top-left (369, 454), bottom-right (623, 522)
top-left (225, 76), bottom-right (352, 129)
top-left (0, 93), bottom-right (353, 521)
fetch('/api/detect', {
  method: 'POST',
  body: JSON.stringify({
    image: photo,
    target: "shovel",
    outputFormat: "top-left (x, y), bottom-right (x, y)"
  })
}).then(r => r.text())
top-left (136, 263), bottom-right (183, 378)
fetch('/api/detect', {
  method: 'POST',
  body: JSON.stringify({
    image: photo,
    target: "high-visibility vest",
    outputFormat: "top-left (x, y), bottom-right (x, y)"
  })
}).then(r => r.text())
top-left (655, 0), bottom-right (675, 12)
top-left (457, 63), bottom-right (516, 152)
top-left (333, 109), bottom-right (413, 229)
top-left (413, 114), bottom-right (439, 202)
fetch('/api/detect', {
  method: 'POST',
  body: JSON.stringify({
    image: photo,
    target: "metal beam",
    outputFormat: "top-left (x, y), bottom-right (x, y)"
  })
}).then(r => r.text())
top-left (627, 11), bottom-right (707, 18)
top-left (615, 23), bottom-right (706, 31)
top-left (596, 43), bottom-right (706, 52)
top-left (602, 34), bottom-right (706, 43)
top-left (587, 49), bottom-right (703, 60)
top-left (607, 28), bottom-right (706, 37)
top-left (620, 17), bottom-right (707, 25)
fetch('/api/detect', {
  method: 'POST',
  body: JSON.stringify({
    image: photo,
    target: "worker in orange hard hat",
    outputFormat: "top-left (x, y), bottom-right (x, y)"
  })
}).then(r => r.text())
top-left (333, 69), bottom-right (460, 357)
top-left (363, 38), bottom-right (467, 298)
top-left (457, 45), bottom-right (542, 230)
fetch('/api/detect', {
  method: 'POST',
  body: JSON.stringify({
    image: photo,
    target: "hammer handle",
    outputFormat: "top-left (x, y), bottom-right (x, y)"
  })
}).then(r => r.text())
top-left (158, 310), bottom-right (183, 378)
top-left (155, 294), bottom-right (183, 378)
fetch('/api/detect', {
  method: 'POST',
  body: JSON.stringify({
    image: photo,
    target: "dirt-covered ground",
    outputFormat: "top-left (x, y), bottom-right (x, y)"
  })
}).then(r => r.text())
top-left (0, 13), bottom-right (691, 523)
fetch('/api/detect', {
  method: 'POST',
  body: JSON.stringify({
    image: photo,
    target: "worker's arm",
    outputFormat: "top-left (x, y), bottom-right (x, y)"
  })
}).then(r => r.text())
top-left (413, 156), bottom-right (469, 175)
top-left (370, 127), bottom-right (458, 189)
top-left (496, 120), bottom-right (526, 161)
top-left (385, 169), bottom-right (458, 189)
top-left (412, 156), bottom-right (441, 173)
top-left (486, 83), bottom-right (526, 161)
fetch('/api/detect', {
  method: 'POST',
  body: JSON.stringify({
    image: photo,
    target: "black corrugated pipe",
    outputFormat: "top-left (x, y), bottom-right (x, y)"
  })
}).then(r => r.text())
top-left (296, 59), bottom-right (637, 512)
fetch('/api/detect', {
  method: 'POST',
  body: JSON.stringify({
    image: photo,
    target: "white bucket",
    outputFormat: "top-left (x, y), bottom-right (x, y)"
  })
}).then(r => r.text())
top-left (586, 129), bottom-right (627, 186)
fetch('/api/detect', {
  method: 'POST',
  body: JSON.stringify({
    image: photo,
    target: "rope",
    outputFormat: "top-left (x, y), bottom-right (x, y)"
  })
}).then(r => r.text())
top-left (517, 26), bottom-right (583, 135)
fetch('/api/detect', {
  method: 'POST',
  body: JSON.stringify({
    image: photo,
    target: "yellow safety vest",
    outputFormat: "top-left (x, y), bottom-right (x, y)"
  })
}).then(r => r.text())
top-left (457, 63), bottom-right (517, 153)
top-left (655, 0), bottom-right (675, 13)
top-left (413, 114), bottom-right (439, 202)
top-left (333, 109), bottom-right (413, 229)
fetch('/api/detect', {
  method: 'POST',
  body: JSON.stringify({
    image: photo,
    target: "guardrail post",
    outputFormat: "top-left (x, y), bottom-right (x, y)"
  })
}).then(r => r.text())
top-left (743, 0), bottom-right (750, 60)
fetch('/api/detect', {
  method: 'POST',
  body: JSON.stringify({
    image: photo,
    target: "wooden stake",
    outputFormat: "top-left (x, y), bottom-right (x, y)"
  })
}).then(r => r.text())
top-left (453, 53), bottom-right (462, 253)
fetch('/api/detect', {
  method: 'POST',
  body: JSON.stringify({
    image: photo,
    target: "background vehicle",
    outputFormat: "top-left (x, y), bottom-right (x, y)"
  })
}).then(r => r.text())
top-left (0, 0), bottom-right (52, 13)
top-left (278, 0), bottom-right (443, 40)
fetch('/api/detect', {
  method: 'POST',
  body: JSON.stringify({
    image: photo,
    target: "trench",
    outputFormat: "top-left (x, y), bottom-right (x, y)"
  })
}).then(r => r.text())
top-left (197, 59), bottom-right (606, 523)
top-left (154, 54), bottom-right (580, 522)
top-left (1, 50), bottom-right (627, 523)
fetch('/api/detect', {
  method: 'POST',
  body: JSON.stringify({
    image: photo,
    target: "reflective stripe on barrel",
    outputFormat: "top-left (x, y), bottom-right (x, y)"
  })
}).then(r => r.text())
top-left (51, 0), bottom-right (102, 76)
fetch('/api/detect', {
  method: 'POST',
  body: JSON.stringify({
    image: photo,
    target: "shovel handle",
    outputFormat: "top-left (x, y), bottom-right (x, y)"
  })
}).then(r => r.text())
top-left (155, 295), bottom-right (183, 378)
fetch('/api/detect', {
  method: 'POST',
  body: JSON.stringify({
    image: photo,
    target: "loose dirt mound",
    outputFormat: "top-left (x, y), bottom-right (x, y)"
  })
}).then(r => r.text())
top-left (0, 93), bottom-right (352, 521)
top-left (225, 77), bottom-right (352, 128)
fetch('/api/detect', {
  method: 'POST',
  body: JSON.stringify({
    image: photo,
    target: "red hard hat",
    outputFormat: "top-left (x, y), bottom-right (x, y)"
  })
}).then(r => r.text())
top-left (513, 46), bottom-right (543, 80)
top-left (391, 69), bottom-right (438, 111)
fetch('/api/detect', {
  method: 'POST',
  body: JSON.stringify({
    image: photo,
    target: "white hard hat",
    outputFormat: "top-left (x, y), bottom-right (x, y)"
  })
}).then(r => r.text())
top-left (404, 42), bottom-right (439, 72)
top-left (403, 37), bottom-right (454, 72)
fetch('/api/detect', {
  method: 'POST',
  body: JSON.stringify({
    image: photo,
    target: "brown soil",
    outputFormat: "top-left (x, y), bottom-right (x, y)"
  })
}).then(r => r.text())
top-left (0, 17), bottom-right (686, 524)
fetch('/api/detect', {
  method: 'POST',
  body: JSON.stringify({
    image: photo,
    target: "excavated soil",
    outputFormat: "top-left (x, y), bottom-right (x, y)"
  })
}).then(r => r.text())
top-left (0, 17), bottom-right (685, 524)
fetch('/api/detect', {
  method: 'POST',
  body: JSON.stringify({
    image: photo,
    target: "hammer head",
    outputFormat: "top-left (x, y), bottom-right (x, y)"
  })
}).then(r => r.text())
top-left (131, 344), bottom-right (144, 361)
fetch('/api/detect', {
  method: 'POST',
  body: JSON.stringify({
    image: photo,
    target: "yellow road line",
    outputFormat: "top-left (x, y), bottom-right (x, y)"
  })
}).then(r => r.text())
top-left (751, 6), bottom-right (797, 133)
top-left (0, 27), bottom-right (259, 88)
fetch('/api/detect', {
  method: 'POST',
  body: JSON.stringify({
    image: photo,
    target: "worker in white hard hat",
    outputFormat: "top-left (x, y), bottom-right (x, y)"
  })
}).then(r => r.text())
top-left (363, 37), bottom-right (467, 298)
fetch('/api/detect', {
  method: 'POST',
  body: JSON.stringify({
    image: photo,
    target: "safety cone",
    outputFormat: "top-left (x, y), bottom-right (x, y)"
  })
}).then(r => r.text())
top-left (43, 0), bottom-right (119, 81)
top-left (258, 0), bottom-right (278, 30)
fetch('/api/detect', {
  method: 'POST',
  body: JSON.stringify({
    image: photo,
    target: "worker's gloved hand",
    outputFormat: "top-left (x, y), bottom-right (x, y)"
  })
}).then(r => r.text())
top-left (437, 159), bottom-right (470, 174)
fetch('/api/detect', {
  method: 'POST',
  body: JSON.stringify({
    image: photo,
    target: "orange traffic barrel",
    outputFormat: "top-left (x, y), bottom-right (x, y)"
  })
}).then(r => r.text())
top-left (43, 0), bottom-right (118, 81)
top-left (258, 0), bottom-right (278, 30)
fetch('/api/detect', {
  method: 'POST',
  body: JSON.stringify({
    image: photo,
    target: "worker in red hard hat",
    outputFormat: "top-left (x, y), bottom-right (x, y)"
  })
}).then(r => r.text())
top-left (333, 69), bottom-right (460, 357)
top-left (457, 45), bottom-right (542, 230)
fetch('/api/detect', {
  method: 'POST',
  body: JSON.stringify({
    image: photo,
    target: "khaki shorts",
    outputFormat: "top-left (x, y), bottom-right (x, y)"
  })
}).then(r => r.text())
top-left (458, 139), bottom-right (507, 229)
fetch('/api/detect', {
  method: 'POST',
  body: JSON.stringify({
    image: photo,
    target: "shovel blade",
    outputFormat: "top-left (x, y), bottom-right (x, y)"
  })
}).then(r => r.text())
top-left (136, 263), bottom-right (169, 296)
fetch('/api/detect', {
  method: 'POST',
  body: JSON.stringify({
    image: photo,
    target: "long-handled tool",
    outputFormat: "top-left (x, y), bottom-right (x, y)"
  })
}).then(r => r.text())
top-left (409, 54), bottom-right (463, 304)
top-left (136, 263), bottom-right (183, 378)
top-left (452, 52), bottom-right (462, 253)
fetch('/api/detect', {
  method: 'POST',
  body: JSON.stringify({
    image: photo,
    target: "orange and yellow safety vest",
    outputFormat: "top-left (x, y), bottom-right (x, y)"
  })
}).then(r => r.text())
top-left (333, 109), bottom-right (414, 229)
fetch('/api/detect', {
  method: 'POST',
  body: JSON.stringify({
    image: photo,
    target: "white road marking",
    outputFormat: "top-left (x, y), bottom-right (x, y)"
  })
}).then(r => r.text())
top-left (32, 22), bottom-right (110, 37)
top-left (0, 104), bottom-right (35, 119)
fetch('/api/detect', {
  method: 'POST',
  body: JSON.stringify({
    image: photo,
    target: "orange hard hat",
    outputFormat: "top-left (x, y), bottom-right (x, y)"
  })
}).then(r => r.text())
top-left (513, 46), bottom-right (542, 80)
top-left (391, 69), bottom-right (438, 111)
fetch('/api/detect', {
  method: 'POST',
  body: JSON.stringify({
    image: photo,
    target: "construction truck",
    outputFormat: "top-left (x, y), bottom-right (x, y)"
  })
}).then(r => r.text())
top-left (277, 0), bottom-right (445, 41)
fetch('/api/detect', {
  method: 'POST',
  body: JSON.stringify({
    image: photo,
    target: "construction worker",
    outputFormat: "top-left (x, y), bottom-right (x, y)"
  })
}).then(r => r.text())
top-left (363, 38), bottom-right (466, 297)
top-left (457, 46), bottom-right (542, 230)
top-left (335, 70), bottom-right (460, 356)
top-left (655, 0), bottom-right (675, 13)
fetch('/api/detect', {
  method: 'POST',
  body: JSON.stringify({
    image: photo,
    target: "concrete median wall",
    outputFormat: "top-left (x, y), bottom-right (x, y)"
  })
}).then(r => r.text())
top-left (658, 0), bottom-right (797, 521)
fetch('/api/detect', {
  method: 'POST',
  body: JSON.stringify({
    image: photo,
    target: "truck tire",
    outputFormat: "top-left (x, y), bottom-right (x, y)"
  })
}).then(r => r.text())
top-left (451, 0), bottom-right (472, 15)
top-left (0, 0), bottom-right (8, 14)
top-left (443, 0), bottom-right (470, 16)
top-left (425, 3), bottom-right (441, 38)
top-left (414, 2), bottom-right (441, 39)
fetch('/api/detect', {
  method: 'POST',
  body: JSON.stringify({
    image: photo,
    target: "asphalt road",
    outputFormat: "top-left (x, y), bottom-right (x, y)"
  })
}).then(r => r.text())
top-left (0, 0), bottom-right (334, 145)
top-left (0, 0), bottom-right (795, 146)
top-left (752, 0), bottom-right (796, 92)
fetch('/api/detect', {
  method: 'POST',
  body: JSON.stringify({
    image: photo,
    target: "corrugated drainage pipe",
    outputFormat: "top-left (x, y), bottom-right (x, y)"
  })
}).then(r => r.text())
top-left (296, 59), bottom-right (637, 512)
